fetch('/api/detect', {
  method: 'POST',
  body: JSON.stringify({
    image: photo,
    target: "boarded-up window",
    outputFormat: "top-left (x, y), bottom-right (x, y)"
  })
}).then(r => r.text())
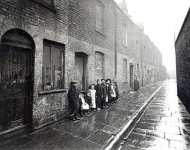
top-left (95, 52), bottom-right (104, 80)
top-left (96, 1), bottom-right (104, 32)
top-left (42, 40), bottom-right (64, 90)
top-left (122, 24), bottom-right (128, 46)
top-left (123, 59), bottom-right (128, 81)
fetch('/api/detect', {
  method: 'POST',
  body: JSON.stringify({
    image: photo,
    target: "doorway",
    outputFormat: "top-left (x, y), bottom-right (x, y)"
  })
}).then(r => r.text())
top-left (130, 63), bottom-right (134, 90)
top-left (0, 29), bottom-right (35, 132)
top-left (75, 52), bottom-right (88, 91)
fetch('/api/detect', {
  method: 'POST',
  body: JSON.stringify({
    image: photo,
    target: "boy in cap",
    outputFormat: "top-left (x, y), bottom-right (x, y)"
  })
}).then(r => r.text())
top-left (68, 81), bottom-right (80, 121)
top-left (101, 79), bottom-right (107, 108)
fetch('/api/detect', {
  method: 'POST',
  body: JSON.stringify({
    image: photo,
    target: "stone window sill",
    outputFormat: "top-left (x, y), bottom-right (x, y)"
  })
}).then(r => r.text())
top-left (38, 89), bottom-right (67, 96)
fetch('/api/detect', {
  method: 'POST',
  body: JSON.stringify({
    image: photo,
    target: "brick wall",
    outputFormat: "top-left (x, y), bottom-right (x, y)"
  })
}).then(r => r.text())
top-left (175, 8), bottom-right (190, 109)
top-left (0, 0), bottom-right (165, 128)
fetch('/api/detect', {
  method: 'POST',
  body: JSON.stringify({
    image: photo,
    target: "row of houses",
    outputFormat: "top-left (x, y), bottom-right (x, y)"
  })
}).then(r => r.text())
top-left (0, 0), bottom-right (166, 134)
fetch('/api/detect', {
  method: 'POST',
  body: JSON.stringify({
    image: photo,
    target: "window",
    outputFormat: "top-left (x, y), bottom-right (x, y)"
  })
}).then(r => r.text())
top-left (42, 40), bottom-right (64, 90)
top-left (122, 24), bottom-right (128, 46)
top-left (123, 59), bottom-right (128, 81)
top-left (96, 1), bottom-right (104, 32)
top-left (95, 52), bottom-right (104, 79)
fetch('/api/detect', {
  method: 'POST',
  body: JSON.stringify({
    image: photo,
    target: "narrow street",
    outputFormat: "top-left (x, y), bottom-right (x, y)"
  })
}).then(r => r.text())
top-left (114, 80), bottom-right (190, 150)
top-left (1, 81), bottom-right (190, 150)
top-left (0, 82), bottom-right (162, 150)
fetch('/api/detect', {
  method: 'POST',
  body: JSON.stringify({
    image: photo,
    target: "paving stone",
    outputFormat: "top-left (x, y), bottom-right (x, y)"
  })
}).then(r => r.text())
top-left (118, 81), bottom-right (190, 150)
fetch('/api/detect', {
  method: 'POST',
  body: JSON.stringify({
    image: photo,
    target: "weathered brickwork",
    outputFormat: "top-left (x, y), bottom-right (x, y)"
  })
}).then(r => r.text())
top-left (175, 8), bottom-right (190, 110)
top-left (0, 0), bottom-right (165, 129)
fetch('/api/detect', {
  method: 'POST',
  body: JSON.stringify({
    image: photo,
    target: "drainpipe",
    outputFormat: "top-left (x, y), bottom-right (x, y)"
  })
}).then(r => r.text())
top-left (114, 8), bottom-right (117, 79)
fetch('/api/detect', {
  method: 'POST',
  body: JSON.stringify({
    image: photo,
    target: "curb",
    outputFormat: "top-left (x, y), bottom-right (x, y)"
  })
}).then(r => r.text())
top-left (104, 84), bottom-right (163, 150)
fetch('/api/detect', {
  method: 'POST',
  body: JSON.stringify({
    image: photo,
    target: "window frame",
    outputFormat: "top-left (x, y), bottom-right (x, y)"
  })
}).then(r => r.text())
top-left (95, 51), bottom-right (105, 79)
top-left (42, 39), bottom-right (65, 91)
top-left (95, 0), bottom-right (105, 34)
top-left (122, 24), bottom-right (128, 47)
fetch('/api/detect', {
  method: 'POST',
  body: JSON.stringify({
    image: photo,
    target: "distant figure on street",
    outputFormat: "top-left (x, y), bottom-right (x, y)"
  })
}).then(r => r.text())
top-left (68, 81), bottom-right (80, 121)
top-left (134, 76), bottom-right (140, 91)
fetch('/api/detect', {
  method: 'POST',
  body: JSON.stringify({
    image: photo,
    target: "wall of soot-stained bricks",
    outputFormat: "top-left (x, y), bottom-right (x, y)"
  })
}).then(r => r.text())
top-left (175, 8), bottom-right (190, 110)
top-left (0, 0), bottom-right (164, 128)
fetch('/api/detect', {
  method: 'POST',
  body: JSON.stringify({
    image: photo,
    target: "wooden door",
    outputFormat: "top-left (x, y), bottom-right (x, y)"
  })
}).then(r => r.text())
top-left (75, 53), bottom-right (87, 91)
top-left (95, 52), bottom-right (104, 80)
top-left (0, 45), bottom-right (32, 132)
top-left (130, 64), bottom-right (134, 90)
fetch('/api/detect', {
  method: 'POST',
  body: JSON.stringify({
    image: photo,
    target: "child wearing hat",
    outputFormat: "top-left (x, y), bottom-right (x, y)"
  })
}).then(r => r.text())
top-left (101, 79), bottom-right (107, 109)
top-left (95, 79), bottom-right (103, 110)
top-left (68, 81), bottom-right (80, 121)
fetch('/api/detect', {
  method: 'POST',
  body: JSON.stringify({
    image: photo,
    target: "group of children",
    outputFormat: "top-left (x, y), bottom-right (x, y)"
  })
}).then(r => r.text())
top-left (67, 79), bottom-right (119, 121)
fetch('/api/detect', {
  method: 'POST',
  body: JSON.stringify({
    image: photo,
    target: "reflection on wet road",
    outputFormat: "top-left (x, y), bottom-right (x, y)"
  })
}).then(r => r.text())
top-left (117, 80), bottom-right (190, 150)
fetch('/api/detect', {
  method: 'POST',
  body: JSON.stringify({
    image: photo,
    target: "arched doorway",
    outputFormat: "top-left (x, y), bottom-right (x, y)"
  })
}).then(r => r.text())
top-left (0, 29), bottom-right (35, 132)
top-left (75, 52), bottom-right (88, 91)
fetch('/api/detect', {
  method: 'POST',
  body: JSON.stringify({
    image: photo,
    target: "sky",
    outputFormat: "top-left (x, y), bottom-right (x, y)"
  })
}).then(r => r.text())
top-left (115, 0), bottom-right (189, 72)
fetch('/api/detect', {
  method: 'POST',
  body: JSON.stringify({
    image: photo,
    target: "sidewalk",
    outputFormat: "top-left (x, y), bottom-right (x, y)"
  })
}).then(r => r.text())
top-left (113, 80), bottom-right (190, 150)
top-left (0, 82), bottom-right (162, 150)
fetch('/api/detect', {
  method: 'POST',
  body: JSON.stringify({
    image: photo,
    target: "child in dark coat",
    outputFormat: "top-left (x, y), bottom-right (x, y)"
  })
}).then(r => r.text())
top-left (68, 81), bottom-right (80, 121)
top-left (95, 79), bottom-right (102, 110)
top-left (106, 79), bottom-right (112, 106)
top-left (101, 79), bottom-right (108, 108)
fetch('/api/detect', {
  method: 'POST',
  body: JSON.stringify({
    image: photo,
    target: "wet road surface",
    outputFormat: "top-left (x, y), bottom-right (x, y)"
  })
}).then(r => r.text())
top-left (0, 82), bottom-right (162, 150)
top-left (115, 80), bottom-right (190, 150)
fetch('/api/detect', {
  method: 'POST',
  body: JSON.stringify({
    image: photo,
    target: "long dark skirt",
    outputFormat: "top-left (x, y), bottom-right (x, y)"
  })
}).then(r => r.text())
top-left (96, 96), bottom-right (102, 108)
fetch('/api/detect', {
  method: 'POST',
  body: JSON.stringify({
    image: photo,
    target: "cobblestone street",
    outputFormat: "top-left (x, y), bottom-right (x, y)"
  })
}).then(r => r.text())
top-left (0, 82), bottom-right (162, 150)
top-left (115, 80), bottom-right (190, 150)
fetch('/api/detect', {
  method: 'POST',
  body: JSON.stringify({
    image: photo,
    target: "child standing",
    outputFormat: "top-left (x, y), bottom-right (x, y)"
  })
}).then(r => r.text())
top-left (113, 81), bottom-right (119, 101)
top-left (68, 81), bottom-right (80, 121)
top-left (79, 91), bottom-right (89, 116)
top-left (89, 84), bottom-right (96, 111)
top-left (101, 79), bottom-right (107, 109)
top-left (95, 79), bottom-right (102, 110)
top-left (110, 83), bottom-right (116, 103)
top-left (106, 79), bottom-right (111, 106)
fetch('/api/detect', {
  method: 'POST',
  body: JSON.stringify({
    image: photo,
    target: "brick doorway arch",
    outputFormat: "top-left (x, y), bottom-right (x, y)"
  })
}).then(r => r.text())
top-left (0, 29), bottom-right (35, 133)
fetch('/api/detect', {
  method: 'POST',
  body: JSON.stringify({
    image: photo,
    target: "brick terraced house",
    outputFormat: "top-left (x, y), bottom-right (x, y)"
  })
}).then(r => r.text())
top-left (0, 0), bottom-right (166, 134)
